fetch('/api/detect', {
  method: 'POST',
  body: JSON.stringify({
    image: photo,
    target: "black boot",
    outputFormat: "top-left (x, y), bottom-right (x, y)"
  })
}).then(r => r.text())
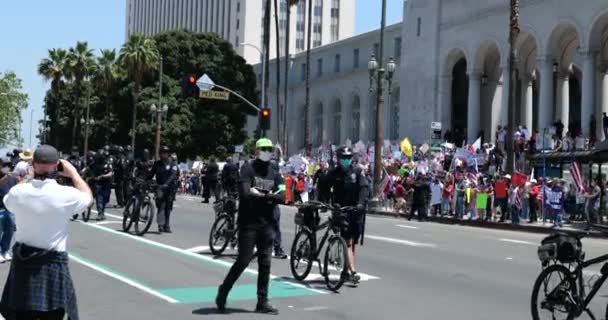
top-left (164, 225), bottom-right (172, 233)
top-left (158, 225), bottom-right (164, 233)
top-left (255, 299), bottom-right (279, 315)
top-left (215, 285), bottom-right (228, 313)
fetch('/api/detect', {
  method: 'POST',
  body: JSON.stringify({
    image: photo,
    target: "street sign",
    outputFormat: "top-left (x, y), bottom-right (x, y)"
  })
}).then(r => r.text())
top-left (196, 74), bottom-right (215, 91)
top-left (199, 90), bottom-right (230, 100)
top-left (431, 122), bottom-right (442, 130)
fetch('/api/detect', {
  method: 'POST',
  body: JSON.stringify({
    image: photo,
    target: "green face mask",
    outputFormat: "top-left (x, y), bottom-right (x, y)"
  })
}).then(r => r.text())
top-left (340, 158), bottom-right (352, 168)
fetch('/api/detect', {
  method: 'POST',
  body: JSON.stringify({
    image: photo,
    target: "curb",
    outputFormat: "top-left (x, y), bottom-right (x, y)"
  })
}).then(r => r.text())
top-left (367, 210), bottom-right (608, 239)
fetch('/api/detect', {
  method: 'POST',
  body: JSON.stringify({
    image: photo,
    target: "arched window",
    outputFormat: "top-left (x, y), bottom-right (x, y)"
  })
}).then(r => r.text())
top-left (333, 99), bottom-right (342, 144)
top-left (390, 87), bottom-right (400, 140)
top-left (351, 95), bottom-right (360, 141)
top-left (314, 103), bottom-right (323, 146)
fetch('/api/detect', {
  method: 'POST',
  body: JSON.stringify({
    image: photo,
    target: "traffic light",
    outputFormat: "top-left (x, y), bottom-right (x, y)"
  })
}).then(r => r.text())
top-left (259, 108), bottom-right (271, 131)
top-left (181, 73), bottom-right (199, 98)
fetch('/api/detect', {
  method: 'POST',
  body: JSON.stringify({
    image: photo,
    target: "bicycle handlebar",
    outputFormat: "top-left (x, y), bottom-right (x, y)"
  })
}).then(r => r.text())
top-left (299, 200), bottom-right (357, 213)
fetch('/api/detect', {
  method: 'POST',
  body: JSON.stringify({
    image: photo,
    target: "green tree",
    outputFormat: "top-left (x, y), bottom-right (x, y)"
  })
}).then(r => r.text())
top-left (37, 48), bottom-right (69, 146)
top-left (67, 41), bottom-right (97, 147)
top-left (96, 49), bottom-right (118, 143)
top-left (0, 71), bottom-right (29, 147)
top-left (118, 33), bottom-right (160, 152)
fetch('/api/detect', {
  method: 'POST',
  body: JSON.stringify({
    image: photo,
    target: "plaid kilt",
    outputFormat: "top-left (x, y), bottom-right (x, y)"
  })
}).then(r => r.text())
top-left (0, 243), bottom-right (79, 320)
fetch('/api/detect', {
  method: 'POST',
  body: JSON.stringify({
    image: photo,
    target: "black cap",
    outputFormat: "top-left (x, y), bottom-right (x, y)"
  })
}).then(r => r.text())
top-left (33, 145), bottom-right (59, 164)
top-left (160, 145), bottom-right (171, 153)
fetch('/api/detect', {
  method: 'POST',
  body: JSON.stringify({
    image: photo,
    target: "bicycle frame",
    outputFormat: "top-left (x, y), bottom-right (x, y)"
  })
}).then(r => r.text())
top-left (572, 253), bottom-right (608, 312)
top-left (297, 212), bottom-right (338, 268)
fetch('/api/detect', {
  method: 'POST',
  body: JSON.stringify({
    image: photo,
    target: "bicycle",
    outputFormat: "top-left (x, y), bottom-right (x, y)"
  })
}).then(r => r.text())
top-left (289, 200), bottom-right (351, 291)
top-left (208, 195), bottom-right (239, 255)
top-left (122, 180), bottom-right (156, 236)
top-left (531, 226), bottom-right (608, 320)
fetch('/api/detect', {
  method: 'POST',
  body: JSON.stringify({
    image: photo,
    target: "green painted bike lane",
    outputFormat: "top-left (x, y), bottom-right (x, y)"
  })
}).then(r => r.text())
top-left (67, 221), bottom-right (323, 304)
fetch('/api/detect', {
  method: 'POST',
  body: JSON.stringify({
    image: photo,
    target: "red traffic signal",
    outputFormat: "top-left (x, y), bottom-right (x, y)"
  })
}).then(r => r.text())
top-left (259, 108), bottom-right (271, 130)
top-left (182, 73), bottom-right (199, 98)
top-left (188, 75), bottom-right (196, 84)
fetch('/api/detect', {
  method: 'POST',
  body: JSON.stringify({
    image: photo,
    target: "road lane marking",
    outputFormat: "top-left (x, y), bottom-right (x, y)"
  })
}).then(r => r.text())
top-left (498, 238), bottom-right (536, 246)
top-left (303, 306), bottom-right (329, 311)
top-left (366, 235), bottom-right (436, 248)
top-left (305, 272), bottom-right (379, 282)
top-left (95, 221), bottom-right (122, 225)
top-left (77, 221), bottom-right (326, 295)
top-left (68, 252), bottom-right (179, 303)
top-left (396, 224), bottom-right (419, 230)
top-left (185, 246), bottom-right (210, 253)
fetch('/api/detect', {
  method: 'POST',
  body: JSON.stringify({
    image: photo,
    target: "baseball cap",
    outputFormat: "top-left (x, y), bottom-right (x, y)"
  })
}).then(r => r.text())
top-left (256, 138), bottom-right (273, 149)
top-left (33, 145), bottom-right (59, 164)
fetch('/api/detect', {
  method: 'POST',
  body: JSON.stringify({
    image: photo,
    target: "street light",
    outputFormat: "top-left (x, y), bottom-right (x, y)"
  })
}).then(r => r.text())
top-left (151, 103), bottom-right (169, 159)
top-left (241, 42), bottom-right (266, 109)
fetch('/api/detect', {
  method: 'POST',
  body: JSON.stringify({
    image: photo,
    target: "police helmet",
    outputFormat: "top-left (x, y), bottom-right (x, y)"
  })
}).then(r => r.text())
top-left (160, 145), bottom-right (171, 153)
top-left (336, 146), bottom-right (353, 159)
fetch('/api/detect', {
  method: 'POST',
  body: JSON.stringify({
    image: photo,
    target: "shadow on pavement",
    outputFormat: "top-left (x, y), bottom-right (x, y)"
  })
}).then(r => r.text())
top-left (192, 307), bottom-right (252, 315)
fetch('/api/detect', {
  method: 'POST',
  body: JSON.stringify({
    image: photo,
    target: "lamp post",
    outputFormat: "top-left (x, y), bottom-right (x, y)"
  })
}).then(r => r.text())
top-left (151, 103), bottom-right (169, 160)
top-left (368, 43), bottom-right (396, 203)
top-left (80, 117), bottom-right (95, 165)
top-left (242, 43), bottom-right (267, 113)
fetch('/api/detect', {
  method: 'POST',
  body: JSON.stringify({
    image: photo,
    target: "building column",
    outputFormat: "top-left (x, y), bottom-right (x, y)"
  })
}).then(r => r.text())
top-left (467, 71), bottom-right (481, 142)
top-left (496, 65), bottom-right (510, 138)
top-left (601, 66), bottom-right (608, 140)
top-left (438, 75), bottom-right (452, 132)
top-left (522, 73), bottom-right (534, 133)
top-left (581, 50), bottom-right (598, 137)
top-left (557, 72), bottom-right (570, 132)
top-left (538, 57), bottom-right (554, 131)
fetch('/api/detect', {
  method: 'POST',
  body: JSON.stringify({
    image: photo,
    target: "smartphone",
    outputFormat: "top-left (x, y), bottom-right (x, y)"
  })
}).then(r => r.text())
top-left (57, 161), bottom-right (64, 172)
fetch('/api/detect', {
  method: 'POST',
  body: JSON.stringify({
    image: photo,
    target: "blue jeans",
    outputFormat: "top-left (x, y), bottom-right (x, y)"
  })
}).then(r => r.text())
top-left (456, 196), bottom-right (465, 219)
top-left (0, 210), bottom-right (15, 255)
top-left (95, 184), bottom-right (111, 214)
top-left (441, 198), bottom-right (450, 216)
top-left (522, 199), bottom-right (530, 221)
top-left (551, 208), bottom-right (563, 226)
top-left (511, 206), bottom-right (520, 224)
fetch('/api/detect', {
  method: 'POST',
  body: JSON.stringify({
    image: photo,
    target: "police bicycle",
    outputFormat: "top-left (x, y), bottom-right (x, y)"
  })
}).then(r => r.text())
top-left (122, 179), bottom-right (156, 236)
top-left (289, 200), bottom-right (351, 291)
top-left (531, 225), bottom-right (608, 320)
top-left (208, 195), bottom-right (239, 255)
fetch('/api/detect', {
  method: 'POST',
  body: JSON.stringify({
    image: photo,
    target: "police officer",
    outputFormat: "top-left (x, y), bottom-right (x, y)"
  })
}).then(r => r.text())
top-left (147, 146), bottom-right (178, 233)
top-left (67, 146), bottom-right (83, 174)
top-left (328, 146), bottom-right (369, 285)
top-left (113, 146), bottom-right (128, 208)
top-left (203, 157), bottom-right (220, 203)
top-left (216, 138), bottom-right (283, 314)
top-left (91, 149), bottom-right (114, 220)
top-left (221, 157), bottom-right (239, 197)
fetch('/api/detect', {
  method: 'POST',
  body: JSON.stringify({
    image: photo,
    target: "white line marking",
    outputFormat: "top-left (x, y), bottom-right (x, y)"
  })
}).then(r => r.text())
top-left (68, 254), bottom-right (178, 303)
top-left (185, 246), bottom-right (210, 253)
top-left (77, 221), bottom-right (326, 295)
top-left (396, 224), bottom-right (419, 230)
top-left (95, 221), bottom-right (123, 225)
top-left (506, 257), bottom-right (513, 260)
top-left (498, 238), bottom-right (536, 246)
top-left (305, 272), bottom-right (379, 282)
top-left (366, 235), bottom-right (437, 248)
top-left (303, 306), bottom-right (329, 311)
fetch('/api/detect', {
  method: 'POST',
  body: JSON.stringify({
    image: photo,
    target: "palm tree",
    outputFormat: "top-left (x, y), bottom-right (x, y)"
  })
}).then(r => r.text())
top-left (38, 48), bottom-right (69, 145)
top-left (118, 33), bottom-right (159, 153)
top-left (67, 41), bottom-right (97, 146)
top-left (97, 49), bottom-right (118, 144)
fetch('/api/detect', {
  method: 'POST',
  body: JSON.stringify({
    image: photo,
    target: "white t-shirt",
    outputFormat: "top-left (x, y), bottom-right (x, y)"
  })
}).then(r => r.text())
top-left (3, 179), bottom-right (91, 252)
top-left (13, 161), bottom-right (31, 178)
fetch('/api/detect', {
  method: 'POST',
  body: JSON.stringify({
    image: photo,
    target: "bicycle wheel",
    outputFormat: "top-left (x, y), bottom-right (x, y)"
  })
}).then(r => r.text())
top-left (323, 235), bottom-right (348, 291)
top-left (135, 199), bottom-right (155, 236)
top-left (122, 198), bottom-right (135, 232)
top-left (82, 206), bottom-right (92, 222)
top-left (531, 264), bottom-right (577, 320)
top-left (289, 229), bottom-right (314, 281)
top-left (209, 215), bottom-right (231, 255)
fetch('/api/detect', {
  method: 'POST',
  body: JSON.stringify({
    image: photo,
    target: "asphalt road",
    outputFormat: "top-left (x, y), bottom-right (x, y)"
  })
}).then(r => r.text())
top-left (2, 194), bottom-right (608, 320)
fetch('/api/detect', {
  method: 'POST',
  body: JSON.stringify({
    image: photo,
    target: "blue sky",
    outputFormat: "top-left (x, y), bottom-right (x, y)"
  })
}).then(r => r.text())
top-left (0, 0), bottom-right (403, 149)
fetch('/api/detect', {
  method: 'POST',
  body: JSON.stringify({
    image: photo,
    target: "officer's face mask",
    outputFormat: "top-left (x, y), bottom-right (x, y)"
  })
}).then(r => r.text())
top-left (257, 151), bottom-right (273, 162)
top-left (339, 158), bottom-right (352, 169)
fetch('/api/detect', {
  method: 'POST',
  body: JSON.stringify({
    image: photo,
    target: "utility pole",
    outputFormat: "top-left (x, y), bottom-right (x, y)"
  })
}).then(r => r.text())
top-left (304, 0), bottom-right (313, 155)
top-left (263, 0), bottom-right (271, 137)
top-left (506, 0), bottom-right (520, 173)
top-left (373, 0), bottom-right (388, 200)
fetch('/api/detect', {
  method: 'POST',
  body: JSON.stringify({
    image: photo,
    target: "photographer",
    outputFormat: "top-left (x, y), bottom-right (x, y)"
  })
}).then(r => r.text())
top-left (0, 145), bottom-right (92, 320)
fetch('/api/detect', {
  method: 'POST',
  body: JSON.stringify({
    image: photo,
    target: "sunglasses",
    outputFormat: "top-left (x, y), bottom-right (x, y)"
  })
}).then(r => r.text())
top-left (258, 147), bottom-right (273, 152)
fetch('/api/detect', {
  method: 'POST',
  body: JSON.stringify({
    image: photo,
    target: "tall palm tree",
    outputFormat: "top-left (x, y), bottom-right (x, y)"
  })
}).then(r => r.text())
top-left (38, 48), bottom-right (69, 145)
top-left (118, 33), bottom-right (159, 153)
top-left (97, 49), bottom-right (118, 144)
top-left (67, 41), bottom-right (97, 146)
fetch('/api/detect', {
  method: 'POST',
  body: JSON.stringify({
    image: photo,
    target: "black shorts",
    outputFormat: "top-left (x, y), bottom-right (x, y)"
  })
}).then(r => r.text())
top-left (341, 210), bottom-right (364, 243)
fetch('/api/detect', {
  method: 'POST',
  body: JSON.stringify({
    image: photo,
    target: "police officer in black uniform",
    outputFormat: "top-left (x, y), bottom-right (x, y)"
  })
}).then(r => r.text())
top-left (147, 146), bottom-right (178, 233)
top-left (216, 138), bottom-right (283, 314)
top-left (203, 157), bottom-right (220, 203)
top-left (113, 146), bottom-right (128, 208)
top-left (328, 146), bottom-right (369, 285)
top-left (91, 149), bottom-right (114, 220)
top-left (221, 157), bottom-right (239, 197)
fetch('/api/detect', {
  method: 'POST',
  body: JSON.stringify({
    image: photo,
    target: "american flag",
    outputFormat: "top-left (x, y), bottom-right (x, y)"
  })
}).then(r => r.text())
top-left (570, 162), bottom-right (584, 193)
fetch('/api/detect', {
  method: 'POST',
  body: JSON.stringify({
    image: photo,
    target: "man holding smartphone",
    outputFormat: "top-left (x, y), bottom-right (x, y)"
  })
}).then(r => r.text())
top-left (0, 145), bottom-right (92, 320)
top-left (216, 138), bottom-right (284, 314)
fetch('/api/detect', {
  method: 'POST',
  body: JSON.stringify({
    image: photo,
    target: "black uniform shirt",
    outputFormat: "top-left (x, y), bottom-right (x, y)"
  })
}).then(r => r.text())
top-left (328, 166), bottom-right (369, 207)
top-left (238, 159), bottom-right (284, 227)
top-left (91, 160), bottom-right (113, 187)
top-left (148, 160), bottom-right (178, 189)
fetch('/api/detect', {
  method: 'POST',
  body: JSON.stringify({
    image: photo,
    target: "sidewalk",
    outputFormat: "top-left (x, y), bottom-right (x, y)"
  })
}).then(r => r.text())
top-left (368, 208), bottom-right (608, 239)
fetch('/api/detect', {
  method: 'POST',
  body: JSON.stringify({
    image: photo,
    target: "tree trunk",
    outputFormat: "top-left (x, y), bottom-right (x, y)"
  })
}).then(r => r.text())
top-left (105, 86), bottom-right (111, 144)
top-left (131, 81), bottom-right (140, 153)
top-left (274, 0), bottom-right (281, 145)
top-left (71, 82), bottom-right (81, 149)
